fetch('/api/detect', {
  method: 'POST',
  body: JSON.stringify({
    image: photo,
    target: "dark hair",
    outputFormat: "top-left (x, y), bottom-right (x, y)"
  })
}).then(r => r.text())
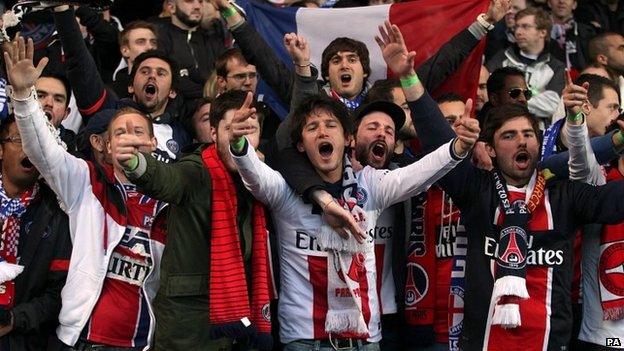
top-left (215, 48), bottom-right (249, 78)
top-left (38, 73), bottom-right (72, 107)
top-left (588, 32), bottom-right (623, 65)
top-left (482, 103), bottom-right (540, 145)
top-left (107, 107), bottom-right (154, 137)
top-left (435, 92), bottom-right (464, 105)
top-left (575, 74), bottom-right (620, 107)
top-left (366, 78), bottom-right (400, 103)
top-left (209, 90), bottom-right (249, 128)
top-left (119, 21), bottom-right (159, 47)
top-left (186, 97), bottom-right (213, 139)
top-left (487, 66), bottom-right (526, 96)
top-left (0, 115), bottom-right (16, 140)
top-left (321, 38), bottom-right (371, 85)
top-left (129, 50), bottom-right (179, 91)
top-left (290, 94), bottom-right (353, 145)
top-left (515, 7), bottom-right (552, 41)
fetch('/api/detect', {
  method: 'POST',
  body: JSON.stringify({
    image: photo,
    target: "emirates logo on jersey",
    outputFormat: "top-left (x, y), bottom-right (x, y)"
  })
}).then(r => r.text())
top-left (498, 226), bottom-right (528, 269)
top-left (600, 242), bottom-right (624, 297)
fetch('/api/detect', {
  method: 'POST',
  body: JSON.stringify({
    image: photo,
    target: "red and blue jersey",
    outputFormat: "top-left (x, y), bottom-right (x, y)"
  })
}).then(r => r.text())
top-left (83, 184), bottom-right (166, 348)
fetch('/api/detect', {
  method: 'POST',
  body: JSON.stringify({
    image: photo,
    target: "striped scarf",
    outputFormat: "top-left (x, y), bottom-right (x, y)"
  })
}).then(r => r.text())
top-left (0, 175), bottom-right (39, 307)
top-left (201, 145), bottom-right (273, 350)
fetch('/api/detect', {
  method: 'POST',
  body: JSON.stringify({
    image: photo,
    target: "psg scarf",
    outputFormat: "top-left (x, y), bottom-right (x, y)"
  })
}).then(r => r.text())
top-left (0, 176), bottom-right (39, 307)
top-left (315, 155), bottom-right (370, 338)
top-left (202, 145), bottom-right (273, 350)
top-left (491, 170), bottom-right (545, 328)
top-left (599, 167), bottom-right (624, 320)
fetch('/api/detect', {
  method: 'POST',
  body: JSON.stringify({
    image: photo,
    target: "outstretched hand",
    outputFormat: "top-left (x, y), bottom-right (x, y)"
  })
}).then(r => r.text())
top-left (562, 70), bottom-right (589, 118)
top-left (230, 91), bottom-right (258, 143)
top-left (3, 35), bottom-right (48, 98)
top-left (374, 21), bottom-right (416, 77)
top-left (322, 199), bottom-right (367, 243)
top-left (452, 99), bottom-right (480, 156)
top-left (114, 120), bottom-right (153, 170)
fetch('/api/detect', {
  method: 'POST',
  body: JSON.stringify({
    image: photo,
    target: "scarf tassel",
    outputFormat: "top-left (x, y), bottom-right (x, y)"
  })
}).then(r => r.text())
top-left (0, 260), bottom-right (23, 283)
top-left (325, 310), bottom-right (369, 336)
top-left (492, 303), bottom-right (522, 329)
top-left (491, 276), bottom-right (529, 328)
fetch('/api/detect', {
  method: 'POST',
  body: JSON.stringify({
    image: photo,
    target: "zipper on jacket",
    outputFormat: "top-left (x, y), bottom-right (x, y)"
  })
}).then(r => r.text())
top-left (187, 30), bottom-right (198, 69)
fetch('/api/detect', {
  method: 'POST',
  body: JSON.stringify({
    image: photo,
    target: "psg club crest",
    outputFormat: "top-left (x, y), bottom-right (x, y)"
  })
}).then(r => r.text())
top-left (600, 242), bottom-right (624, 297)
top-left (448, 285), bottom-right (464, 337)
top-left (336, 252), bottom-right (365, 283)
top-left (404, 262), bottom-right (428, 307)
top-left (498, 226), bottom-right (528, 269)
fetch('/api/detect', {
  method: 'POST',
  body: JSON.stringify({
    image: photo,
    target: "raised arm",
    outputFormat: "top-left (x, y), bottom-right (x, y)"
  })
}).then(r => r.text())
top-left (417, 0), bottom-right (510, 92)
top-left (53, 6), bottom-right (116, 119)
top-left (216, 0), bottom-right (295, 105)
top-left (229, 93), bottom-right (291, 211)
top-left (6, 36), bottom-right (90, 212)
top-left (560, 71), bottom-right (606, 184)
top-left (376, 22), bottom-right (483, 206)
top-left (119, 150), bottom-right (207, 206)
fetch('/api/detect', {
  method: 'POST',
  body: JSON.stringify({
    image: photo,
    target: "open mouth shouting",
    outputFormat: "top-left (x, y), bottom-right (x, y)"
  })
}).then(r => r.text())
top-left (143, 82), bottom-right (158, 99)
top-left (513, 150), bottom-right (531, 170)
top-left (369, 140), bottom-right (388, 163)
top-left (318, 141), bottom-right (335, 161)
top-left (20, 157), bottom-right (35, 172)
top-left (340, 73), bottom-right (352, 86)
top-left (43, 109), bottom-right (53, 121)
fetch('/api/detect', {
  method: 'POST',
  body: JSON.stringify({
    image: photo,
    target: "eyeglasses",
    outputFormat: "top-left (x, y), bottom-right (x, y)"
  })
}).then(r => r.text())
top-left (1, 136), bottom-right (21, 144)
top-left (226, 72), bottom-right (258, 82)
top-left (508, 88), bottom-right (533, 100)
top-left (513, 23), bottom-right (538, 32)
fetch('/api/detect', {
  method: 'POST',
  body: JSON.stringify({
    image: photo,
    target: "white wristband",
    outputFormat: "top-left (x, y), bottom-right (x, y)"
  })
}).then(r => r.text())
top-left (477, 13), bottom-right (495, 31)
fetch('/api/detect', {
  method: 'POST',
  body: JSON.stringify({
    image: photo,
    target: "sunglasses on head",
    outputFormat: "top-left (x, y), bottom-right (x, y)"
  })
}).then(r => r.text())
top-left (508, 88), bottom-right (532, 100)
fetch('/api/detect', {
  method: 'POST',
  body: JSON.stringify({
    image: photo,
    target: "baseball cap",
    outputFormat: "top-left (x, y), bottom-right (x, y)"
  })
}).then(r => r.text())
top-left (354, 100), bottom-right (406, 133)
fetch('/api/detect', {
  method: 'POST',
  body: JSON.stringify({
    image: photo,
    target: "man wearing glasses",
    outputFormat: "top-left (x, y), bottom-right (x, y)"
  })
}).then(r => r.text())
top-left (487, 7), bottom-right (566, 126)
top-left (214, 48), bottom-right (281, 142)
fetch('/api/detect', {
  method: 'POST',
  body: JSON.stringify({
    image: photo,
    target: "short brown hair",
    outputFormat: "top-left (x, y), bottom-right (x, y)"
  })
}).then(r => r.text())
top-left (215, 48), bottom-right (249, 78)
top-left (515, 7), bottom-right (552, 41)
top-left (482, 104), bottom-right (540, 145)
top-left (107, 107), bottom-right (154, 137)
top-left (290, 94), bottom-right (353, 146)
top-left (588, 32), bottom-right (623, 65)
top-left (119, 21), bottom-right (159, 47)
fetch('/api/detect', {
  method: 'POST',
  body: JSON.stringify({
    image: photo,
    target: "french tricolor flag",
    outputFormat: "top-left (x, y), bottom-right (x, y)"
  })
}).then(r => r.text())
top-left (237, 0), bottom-right (488, 117)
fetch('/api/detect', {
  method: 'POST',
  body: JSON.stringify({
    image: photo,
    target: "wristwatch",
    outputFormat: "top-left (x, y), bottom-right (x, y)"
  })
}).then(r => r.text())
top-left (477, 13), bottom-right (495, 31)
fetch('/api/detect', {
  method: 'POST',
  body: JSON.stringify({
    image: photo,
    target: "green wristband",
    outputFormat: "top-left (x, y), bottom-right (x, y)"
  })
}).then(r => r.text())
top-left (567, 111), bottom-right (584, 122)
top-left (614, 131), bottom-right (624, 147)
top-left (400, 74), bottom-right (420, 88)
top-left (126, 154), bottom-right (139, 172)
top-left (231, 137), bottom-right (246, 153)
top-left (221, 6), bottom-right (237, 18)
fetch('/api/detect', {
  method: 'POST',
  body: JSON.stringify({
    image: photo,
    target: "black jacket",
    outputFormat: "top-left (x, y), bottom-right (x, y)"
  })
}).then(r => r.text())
top-left (409, 91), bottom-right (624, 351)
top-left (2, 182), bottom-right (71, 350)
top-left (53, 8), bottom-right (192, 162)
top-left (156, 20), bottom-right (227, 100)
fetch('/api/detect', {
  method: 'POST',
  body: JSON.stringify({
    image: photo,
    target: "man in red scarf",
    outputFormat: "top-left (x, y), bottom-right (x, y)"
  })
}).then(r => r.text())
top-left (115, 89), bottom-right (274, 351)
